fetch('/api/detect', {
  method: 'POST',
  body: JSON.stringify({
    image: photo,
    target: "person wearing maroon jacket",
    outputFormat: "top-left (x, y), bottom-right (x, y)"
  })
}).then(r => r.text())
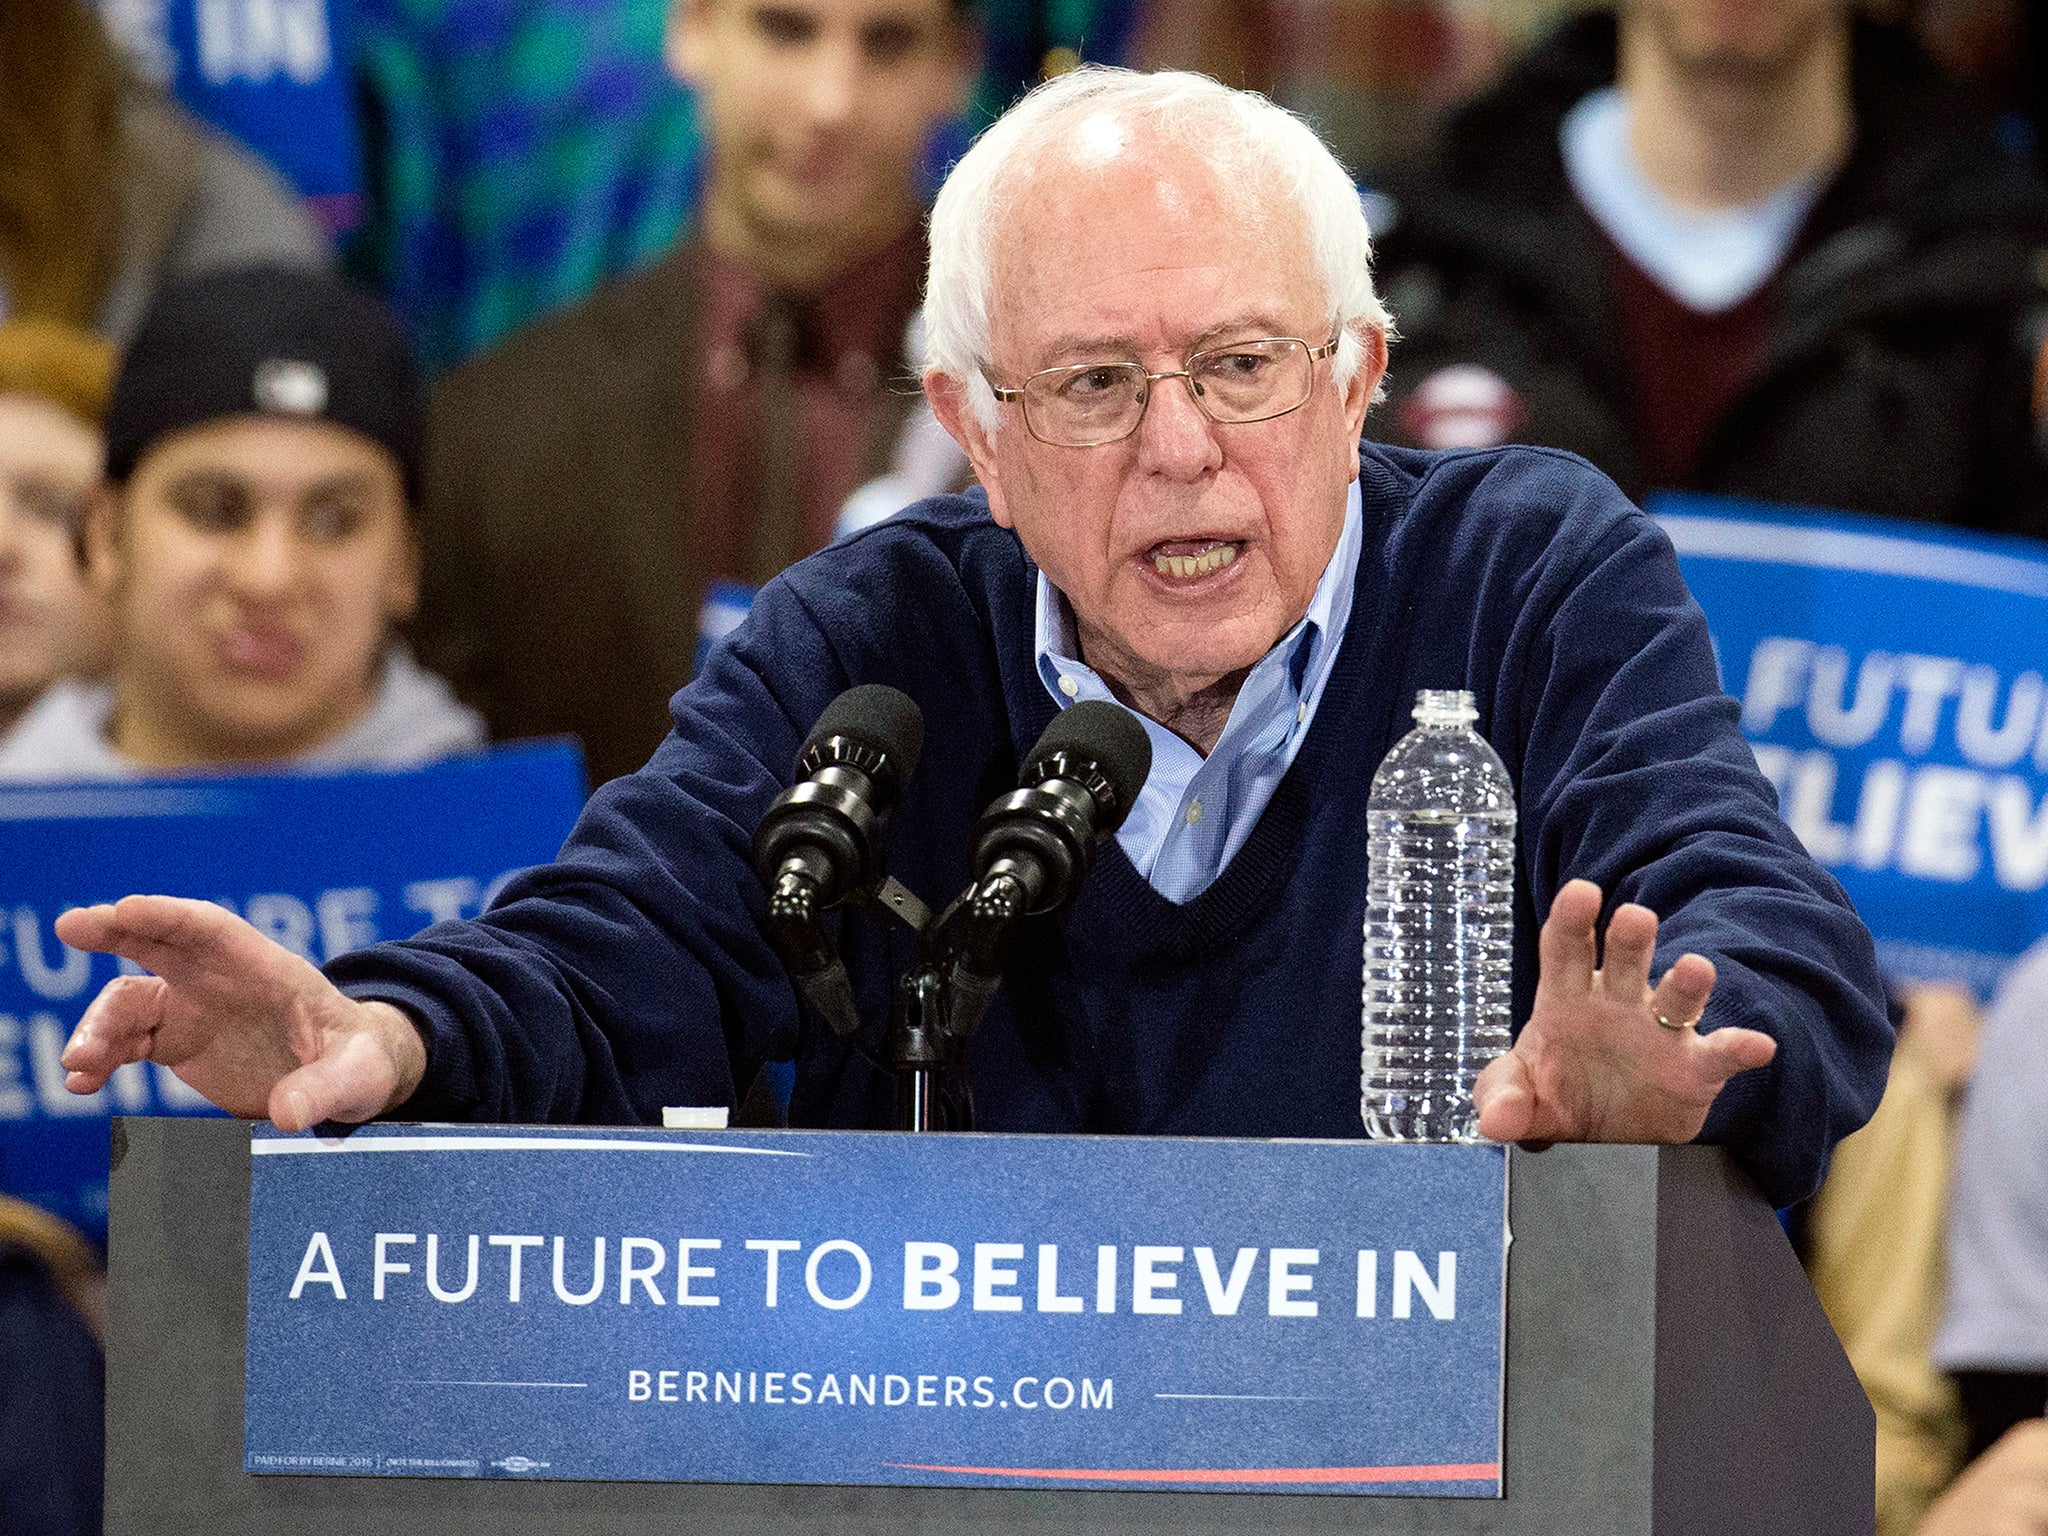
top-left (1372, 0), bottom-right (2048, 538)
top-left (417, 0), bottom-right (976, 786)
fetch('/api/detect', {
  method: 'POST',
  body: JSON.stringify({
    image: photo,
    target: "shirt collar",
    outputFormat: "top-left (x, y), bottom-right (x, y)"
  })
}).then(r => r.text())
top-left (1034, 478), bottom-right (1364, 720)
top-left (699, 227), bottom-right (924, 394)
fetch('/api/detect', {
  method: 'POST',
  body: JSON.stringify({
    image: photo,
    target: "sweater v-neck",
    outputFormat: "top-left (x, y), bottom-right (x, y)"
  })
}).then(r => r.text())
top-left (1061, 453), bottom-right (1408, 956)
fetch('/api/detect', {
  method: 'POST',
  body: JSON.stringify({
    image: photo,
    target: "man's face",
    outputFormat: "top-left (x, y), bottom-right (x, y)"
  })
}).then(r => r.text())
top-left (0, 393), bottom-right (108, 713)
top-left (92, 417), bottom-right (418, 762)
top-left (671, 0), bottom-right (969, 252)
top-left (933, 135), bottom-right (1380, 704)
top-left (1630, 0), bottom-right (1847, 79)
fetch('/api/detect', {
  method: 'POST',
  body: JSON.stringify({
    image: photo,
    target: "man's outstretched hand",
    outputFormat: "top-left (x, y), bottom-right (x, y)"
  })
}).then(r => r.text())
top-left (56, 895), bottom-right (426, 1132)
top-left (1474, 878), bottom-right (1777, 1145)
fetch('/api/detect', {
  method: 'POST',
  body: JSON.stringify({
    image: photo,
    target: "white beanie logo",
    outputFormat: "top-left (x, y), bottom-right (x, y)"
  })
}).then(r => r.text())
top-left (253, 357), bottom-right (328, 417)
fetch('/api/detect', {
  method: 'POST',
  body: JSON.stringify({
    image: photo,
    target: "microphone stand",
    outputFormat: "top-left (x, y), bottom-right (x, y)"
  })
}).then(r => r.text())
top-left (845, 709), bottom-right (1146, 1132)
top-left (887, 971), bottom-right (946, 1132)
top-left (881, 876), bottom-right (1024, 1132)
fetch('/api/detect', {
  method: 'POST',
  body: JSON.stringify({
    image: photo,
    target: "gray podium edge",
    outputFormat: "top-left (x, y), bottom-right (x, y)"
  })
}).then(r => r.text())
top-left (104, 1118), bottom-right (1873, 1534)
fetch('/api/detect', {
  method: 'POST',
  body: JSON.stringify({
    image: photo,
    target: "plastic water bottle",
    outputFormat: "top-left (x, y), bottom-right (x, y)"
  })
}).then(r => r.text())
top-left (1361, 689), bottom-right (1517, 1142)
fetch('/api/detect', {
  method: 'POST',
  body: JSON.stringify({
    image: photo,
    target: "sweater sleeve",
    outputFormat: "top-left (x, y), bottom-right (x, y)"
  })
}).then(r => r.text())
top-left (324, 571), bottom-right (857, 1124)
top-left (1489, 454), bottom-right (1894, 1206)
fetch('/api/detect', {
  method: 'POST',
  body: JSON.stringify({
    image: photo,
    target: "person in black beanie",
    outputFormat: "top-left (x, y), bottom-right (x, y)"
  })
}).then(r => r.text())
top-left (0, 265), bottom-right (485, 779)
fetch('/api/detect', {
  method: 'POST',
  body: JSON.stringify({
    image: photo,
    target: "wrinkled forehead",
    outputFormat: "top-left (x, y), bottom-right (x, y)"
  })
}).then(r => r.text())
top-left (985, 120), bottom-right (1317, 352)
top-left (996, 111), bottom-right (1292, 248)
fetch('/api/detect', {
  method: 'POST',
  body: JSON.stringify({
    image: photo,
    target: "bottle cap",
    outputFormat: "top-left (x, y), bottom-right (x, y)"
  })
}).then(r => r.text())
top-left (1412, 689), bottom-right (1478, 727)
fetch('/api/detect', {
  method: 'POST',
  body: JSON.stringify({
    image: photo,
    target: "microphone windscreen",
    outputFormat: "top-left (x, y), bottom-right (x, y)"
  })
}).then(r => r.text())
top-left (1025, 700), bottom-right (1153, 834)
top-left (801, 684), bottom-right (925, 783)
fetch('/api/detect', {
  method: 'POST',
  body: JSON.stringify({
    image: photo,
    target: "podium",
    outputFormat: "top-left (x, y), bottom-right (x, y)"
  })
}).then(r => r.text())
top-left (103, 1117), bottom-right (1873, 1534)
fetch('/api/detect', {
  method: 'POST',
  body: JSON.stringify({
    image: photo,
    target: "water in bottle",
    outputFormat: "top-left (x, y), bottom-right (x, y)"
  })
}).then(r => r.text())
top-left (1361, 689), bottom-right (1517, 1142)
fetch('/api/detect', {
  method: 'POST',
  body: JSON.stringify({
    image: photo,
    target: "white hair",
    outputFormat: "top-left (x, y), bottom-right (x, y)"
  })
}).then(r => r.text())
top-left (923, 65), bottom-right (1393, 432)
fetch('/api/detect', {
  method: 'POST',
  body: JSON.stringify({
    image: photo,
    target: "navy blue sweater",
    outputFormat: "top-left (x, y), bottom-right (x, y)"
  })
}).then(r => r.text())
top-left (333, 444), bottom-right (1892, 1205)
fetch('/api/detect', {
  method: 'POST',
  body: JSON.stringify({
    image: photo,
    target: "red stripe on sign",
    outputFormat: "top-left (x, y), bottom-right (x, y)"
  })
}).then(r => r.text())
top-left (885, 1462), bottom-right (1500, 1485)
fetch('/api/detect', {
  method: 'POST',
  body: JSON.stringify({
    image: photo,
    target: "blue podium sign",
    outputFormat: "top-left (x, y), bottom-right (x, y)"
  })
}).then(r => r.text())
top-left (245, 1126), bottom-right (1508, 1495)
top-left (1657, 494), bottom-right (2048, 996)
top-left (0, 744), bottom-right (585, 1243)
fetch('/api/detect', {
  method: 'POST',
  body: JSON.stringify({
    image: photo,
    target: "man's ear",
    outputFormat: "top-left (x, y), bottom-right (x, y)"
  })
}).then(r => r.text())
top-left (1342, 323), bottom-right (1390, 476)
top-left (664, 0), bottom-right (714, 86)
top-left (81, 484), bottom-right (122, 595)
top-left (924, 370), bottom-right (1013, 527)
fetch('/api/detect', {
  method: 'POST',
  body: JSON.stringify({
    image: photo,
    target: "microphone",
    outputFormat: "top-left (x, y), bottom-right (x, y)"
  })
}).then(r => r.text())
top-left (945, 700), bottom-right (1152, 1039)
top-left (752, 685), bottom-right (924, 1036)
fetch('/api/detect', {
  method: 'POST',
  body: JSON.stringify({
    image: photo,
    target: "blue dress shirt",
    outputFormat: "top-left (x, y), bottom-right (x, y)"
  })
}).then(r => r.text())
top-left (1034, 480), bottom-right (1364, 902)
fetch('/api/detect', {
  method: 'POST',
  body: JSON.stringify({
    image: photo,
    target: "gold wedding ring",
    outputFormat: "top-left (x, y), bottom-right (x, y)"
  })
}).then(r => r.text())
top-left (1656, 1012), bottom-right (1700, 1031)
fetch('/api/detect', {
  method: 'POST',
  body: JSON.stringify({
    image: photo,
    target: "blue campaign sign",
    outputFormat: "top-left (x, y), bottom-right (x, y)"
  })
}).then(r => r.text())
top-left (0, 744), bottom-right (585, 1244)
top-left (1656, 493), bottom-right (2048, 995)
top-left (245, 1127), bottom-right (1507, 1494)
top-left (97, 0), bottom-right (366, 226)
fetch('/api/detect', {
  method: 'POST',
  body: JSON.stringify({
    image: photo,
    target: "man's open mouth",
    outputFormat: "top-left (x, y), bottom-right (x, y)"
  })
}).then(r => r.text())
top-left (1148, 538), bottom-right (1240, 580)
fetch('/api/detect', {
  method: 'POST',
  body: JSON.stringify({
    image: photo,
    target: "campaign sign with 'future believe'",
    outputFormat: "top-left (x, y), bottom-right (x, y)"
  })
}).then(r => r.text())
top-left (0, 743), bottom-right (585, 1245)
top-left (244, 1127), bottom-right (1507, 1494)
top-left (1657, 494), bottom-right (2048, 996)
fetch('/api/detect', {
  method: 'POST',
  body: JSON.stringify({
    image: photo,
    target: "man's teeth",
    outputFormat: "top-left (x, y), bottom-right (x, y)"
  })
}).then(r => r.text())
top-left (1152, 544), bottom-right (1238, 579)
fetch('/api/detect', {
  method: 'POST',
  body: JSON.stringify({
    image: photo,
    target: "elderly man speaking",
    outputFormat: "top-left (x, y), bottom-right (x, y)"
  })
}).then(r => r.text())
top-left (56, 69), bottom-right (1888, 1206)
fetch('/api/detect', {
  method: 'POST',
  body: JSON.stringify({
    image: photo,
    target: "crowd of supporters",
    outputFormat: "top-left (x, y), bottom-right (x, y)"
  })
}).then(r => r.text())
top-left (0, 0), bottom-right (2044, 1530)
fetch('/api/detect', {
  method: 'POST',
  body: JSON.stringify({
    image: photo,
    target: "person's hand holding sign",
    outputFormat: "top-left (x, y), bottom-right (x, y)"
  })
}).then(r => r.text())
top-left (1474, 879), bottom-right (1778, 1145)
top-left (55, 895), bottom-right (423, 1132)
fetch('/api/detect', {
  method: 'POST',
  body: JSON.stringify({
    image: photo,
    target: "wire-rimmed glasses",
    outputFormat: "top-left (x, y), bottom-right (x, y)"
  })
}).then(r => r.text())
top-left (988, 334), bottom-right (1341, 447)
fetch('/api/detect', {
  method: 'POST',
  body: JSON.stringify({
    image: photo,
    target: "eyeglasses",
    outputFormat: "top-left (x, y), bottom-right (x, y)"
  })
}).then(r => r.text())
top-left (988, 334), bottom-right (1341, 448)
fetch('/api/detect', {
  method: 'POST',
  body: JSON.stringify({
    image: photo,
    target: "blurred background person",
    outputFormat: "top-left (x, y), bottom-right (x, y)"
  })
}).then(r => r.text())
top-left (0, 0), bottom-right (330, 343)
top-left (1934, 937), bottom-right (2048, 1475)
top-left (0, 267), bottom-right (483, 780)
top-left (1371, 0), bottom-right (2048, 535)
top-left (345, 0), bottom-right (1136, 371)
top-left (1884, 933), bottom-right (2048, 1536)
top-left (1911, 0), bottom-right (2036, 142)
top-left (0, 1195), bottom-right (105, 1536)
top-left (0, 319), bottom-right (114, 741)
top-left (1805, 983), bottom-right (1981, 1535)
top-left (1130, 0), bottom-right (1554, 177)
top-left (415, 0), bottom-right (976, 785)
top-left (1809, 898), bottom-right (2048, 1536)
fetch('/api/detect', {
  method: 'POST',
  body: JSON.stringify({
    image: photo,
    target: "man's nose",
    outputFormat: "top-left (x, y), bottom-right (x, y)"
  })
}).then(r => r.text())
top-left (1134, 374), bottom-right (1224, 479)
top-left (223, 518), bottom-right (301, 598)
top-left (794, 41), bottom-right (860, 129)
